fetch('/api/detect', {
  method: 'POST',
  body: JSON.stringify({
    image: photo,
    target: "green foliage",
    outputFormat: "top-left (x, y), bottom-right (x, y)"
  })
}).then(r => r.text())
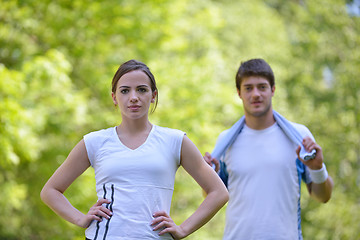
top-left (1, 0), bottom-right (359, 239)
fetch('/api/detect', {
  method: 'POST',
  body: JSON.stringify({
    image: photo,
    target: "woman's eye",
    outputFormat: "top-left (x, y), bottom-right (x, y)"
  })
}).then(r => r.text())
top-left (138, 88), bottom-right (147, 92)
top-left (120, 89), bottom-right (129, 94)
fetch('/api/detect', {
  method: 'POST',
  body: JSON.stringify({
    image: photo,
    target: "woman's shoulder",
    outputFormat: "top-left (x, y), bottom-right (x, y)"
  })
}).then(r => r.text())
top-left (84, 126), bottom-right (115, 142)
top-left (153, 125), bottom-right (185, 138)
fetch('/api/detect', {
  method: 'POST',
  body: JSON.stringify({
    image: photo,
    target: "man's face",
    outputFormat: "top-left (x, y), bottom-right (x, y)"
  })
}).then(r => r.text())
top-left (237, 76), bottom-right (275, 118)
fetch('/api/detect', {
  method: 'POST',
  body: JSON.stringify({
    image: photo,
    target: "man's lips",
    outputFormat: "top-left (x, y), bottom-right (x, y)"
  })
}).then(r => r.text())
top-left (251, 101), bottom-right (262, 105)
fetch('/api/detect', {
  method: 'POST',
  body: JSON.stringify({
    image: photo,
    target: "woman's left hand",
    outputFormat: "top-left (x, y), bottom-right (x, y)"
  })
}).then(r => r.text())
top-left (151, 211), bottom-right (186, 239)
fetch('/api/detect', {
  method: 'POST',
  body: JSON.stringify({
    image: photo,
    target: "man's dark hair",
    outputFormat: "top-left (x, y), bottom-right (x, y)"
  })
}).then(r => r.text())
top-left (235, 58), bottom-right (275, 90)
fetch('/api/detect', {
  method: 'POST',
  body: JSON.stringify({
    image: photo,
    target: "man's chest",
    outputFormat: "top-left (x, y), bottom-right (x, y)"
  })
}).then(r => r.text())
top-left (225, 128), bottom-right (298, 177)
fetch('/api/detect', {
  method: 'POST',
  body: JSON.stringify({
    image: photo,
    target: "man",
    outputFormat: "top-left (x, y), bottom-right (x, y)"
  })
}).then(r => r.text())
top-left (204, 58), bottom-right (333, 240)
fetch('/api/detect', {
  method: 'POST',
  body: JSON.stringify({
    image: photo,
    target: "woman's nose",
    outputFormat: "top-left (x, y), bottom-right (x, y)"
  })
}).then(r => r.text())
top-left (129, 91), bottom-right (139, 102)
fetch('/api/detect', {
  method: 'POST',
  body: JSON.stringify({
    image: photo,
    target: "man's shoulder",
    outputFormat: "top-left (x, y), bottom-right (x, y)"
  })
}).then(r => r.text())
top-left (218, 128), bottom-right (231, 142)
top-left (290, 121), bottom-right (308, 131)
top-left (289, 121), bottom-right (314, 140)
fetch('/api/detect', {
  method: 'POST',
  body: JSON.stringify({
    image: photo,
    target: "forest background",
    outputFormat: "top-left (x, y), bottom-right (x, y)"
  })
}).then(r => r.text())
top-left (1, 0), bottom-right (359, 239)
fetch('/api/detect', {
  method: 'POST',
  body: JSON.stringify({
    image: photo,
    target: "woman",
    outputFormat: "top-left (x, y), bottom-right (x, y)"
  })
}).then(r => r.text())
top-left (41, 59), bottom-right (228, 239)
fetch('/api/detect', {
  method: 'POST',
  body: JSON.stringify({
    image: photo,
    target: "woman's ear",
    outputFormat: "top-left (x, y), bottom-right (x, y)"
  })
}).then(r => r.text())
top-left (111, 92), bottom-right (118, 105)
top-left (151, 90), bottom-right (157, 103)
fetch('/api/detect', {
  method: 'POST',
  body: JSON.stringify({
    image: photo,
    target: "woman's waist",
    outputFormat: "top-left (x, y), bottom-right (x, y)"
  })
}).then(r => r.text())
top-left (87, 184), bottom-right (174, 240)
top-left (95, 183), bottom-right (173, 213)
top-left (96, 182), bottom-right (174, 192)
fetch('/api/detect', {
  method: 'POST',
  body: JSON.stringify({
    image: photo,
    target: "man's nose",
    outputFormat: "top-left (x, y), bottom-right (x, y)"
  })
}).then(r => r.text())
top-left (251, 88), bottom-right (260, 97)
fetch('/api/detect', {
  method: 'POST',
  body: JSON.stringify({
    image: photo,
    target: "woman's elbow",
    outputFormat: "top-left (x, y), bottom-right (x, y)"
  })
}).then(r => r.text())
top-left (223, 190), bottom-right (229, 204)
top-left (40, 185), bottom-right (54, 205)
top-left (40, 186), bottom-right (48, 203)
top-left (218, 188), bottom-right (229, 205)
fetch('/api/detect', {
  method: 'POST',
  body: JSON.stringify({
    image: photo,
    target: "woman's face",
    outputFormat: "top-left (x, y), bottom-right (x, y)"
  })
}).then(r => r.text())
top-left (112, 70), bottom-right (157, 120)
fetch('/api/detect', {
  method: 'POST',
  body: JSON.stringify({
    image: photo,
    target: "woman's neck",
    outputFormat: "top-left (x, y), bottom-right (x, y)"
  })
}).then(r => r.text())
top-left (118, 117), bottom-right (152, 134)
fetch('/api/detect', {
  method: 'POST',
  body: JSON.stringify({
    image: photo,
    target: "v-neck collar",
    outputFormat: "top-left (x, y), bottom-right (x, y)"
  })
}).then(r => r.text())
top-left (113, 125), bottom-right (155, 151)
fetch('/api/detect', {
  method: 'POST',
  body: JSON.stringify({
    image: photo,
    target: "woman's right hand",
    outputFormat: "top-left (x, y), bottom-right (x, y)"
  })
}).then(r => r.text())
top-left (78, 198), bottom-right (112, 228)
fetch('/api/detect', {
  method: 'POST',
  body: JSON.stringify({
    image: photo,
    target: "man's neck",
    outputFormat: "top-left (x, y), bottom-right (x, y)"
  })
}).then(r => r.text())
top-left (244, 110), bottom-right (275, 130)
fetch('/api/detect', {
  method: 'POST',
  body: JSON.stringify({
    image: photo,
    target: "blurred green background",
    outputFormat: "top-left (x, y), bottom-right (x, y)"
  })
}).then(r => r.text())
top-left (1, 0), bottom-right (359, 239)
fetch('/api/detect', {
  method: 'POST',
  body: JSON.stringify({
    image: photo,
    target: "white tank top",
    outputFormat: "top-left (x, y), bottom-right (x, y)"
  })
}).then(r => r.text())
top-left (84, 125), bottom-right (184, 240)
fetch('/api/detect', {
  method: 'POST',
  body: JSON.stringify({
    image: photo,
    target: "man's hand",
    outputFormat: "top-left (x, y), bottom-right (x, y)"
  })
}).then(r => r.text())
top-left (203, 152), bottom-right (220, 172)
top-left (296, 136), bottom-right (323, 170)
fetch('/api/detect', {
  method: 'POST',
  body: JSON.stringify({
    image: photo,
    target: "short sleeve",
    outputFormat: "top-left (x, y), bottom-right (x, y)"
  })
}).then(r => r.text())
top-left (173, 129), bottom-right (186, 166)
top-left (155, 126), bottom-right (185, 167)
top-left (291, 122), bottom-right (315, 142)
top-left (83, 132), bottom-right (96, 166)
top-left (83, 128), bottom-right (112, 167)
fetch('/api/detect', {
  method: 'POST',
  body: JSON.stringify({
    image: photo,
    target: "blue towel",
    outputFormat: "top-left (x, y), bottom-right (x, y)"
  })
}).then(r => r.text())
top-left (212, 110), bottom-right (316, 162)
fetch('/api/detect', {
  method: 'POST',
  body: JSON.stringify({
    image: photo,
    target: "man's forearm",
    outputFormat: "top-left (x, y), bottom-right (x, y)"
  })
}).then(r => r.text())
top-left (310, 176), bottom-right (334, 203)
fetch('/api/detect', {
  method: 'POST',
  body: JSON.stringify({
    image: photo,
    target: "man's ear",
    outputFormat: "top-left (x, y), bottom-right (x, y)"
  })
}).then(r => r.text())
top-left (237, 88), bottom-right (242, 99)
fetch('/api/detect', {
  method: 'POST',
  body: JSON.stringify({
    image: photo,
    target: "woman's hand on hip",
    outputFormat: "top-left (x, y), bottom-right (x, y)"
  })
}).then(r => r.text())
top-left (78, 198), bottom-right (112, 228)
top-left (151, 211), bottom-right (186, 239)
